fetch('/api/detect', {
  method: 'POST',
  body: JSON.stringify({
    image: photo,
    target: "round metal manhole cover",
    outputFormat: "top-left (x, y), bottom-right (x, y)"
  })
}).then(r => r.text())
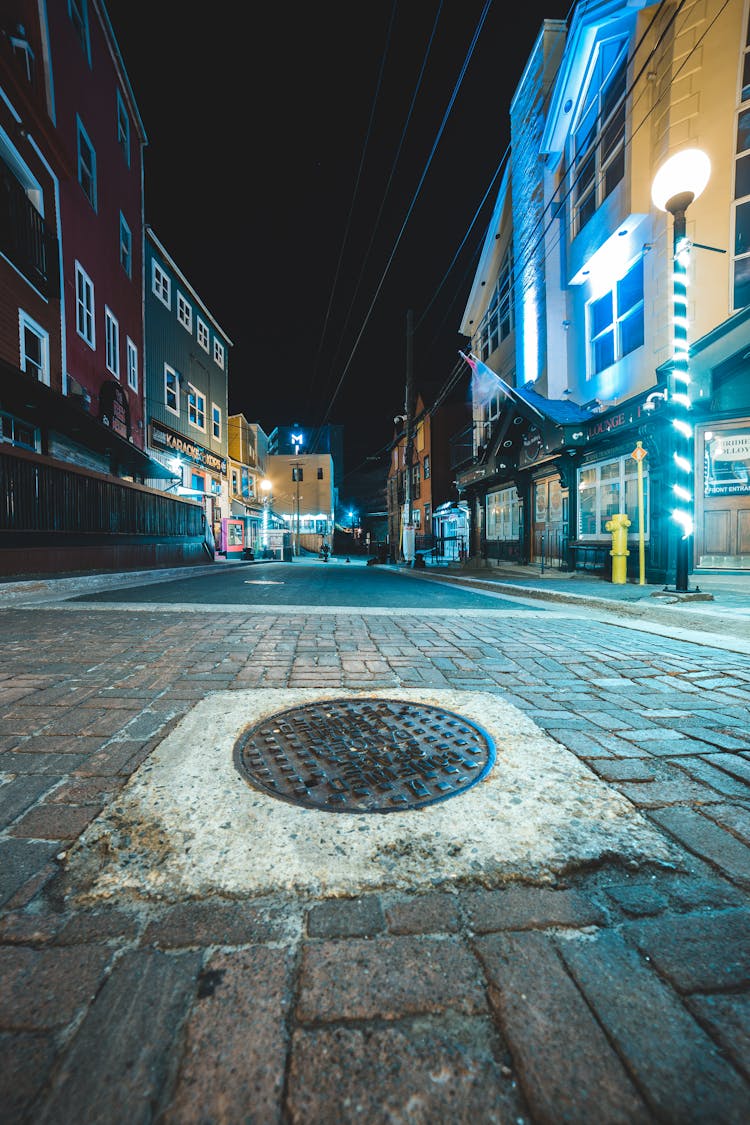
top-left (233, 698), bottom-right (496, 813)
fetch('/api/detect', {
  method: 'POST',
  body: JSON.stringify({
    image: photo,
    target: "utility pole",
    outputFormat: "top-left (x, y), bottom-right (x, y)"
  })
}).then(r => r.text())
top-left (402, 308), bottom-right (415, 563)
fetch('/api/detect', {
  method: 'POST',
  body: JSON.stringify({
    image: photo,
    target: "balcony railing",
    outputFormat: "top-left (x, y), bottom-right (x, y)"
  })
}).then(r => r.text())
top-left (0, 156), bottom-right (57, 296)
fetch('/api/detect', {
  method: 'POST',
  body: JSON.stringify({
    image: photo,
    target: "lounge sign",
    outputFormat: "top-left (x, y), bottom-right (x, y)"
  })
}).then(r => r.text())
top-left (149, 419), bottom-right (227, 474)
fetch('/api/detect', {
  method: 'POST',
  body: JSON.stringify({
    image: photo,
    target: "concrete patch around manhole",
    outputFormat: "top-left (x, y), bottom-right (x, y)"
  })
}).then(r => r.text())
top-left (67, 688), bottom-right (680, 902)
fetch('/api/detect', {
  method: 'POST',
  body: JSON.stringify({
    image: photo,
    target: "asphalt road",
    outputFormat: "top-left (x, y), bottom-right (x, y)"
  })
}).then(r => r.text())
top-left (70, 557), bottom-right (543, 609)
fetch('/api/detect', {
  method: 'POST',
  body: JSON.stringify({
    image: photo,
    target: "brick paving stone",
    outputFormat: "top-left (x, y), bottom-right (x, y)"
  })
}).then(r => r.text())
top-left (307, 894), bottom-right (386, 938)
top-left (46, 776), bottom-right (119, 804)
top-left (0, 1031), bottom-right (57, 1125)
top-left (56, 908), bottom-right (140, 945)
top-left (650, 806), bottom-right (750, 885)
top-left (604, 882), bottom-right (670, 917)
top-left (626, 909), bottom-right (750, 991)
top-left (140, 899), bottom-right (295, 948)
top-left (618, 778), bottom-right (723, 808)
top-left (0, 909), bottom-right (63, 944)
top-left (286, 1017), bottom-right (526, 1125)
top-left (297, 936), bottom-right (488, 1023)
top-left (9, 802), bottom-right (102, 840)
top-left (384, 892), bottom-right (461, 934)
top-left (558, 928), bottom-right (750, 1122)
top-left (662, 875), bottom-right (744, 912)
top-left (32, 949), bottom-right (201, 1125)
top-left (688, 992), bottom-right (750, 1081)
top-left (700, 803), bottom-right (750, 846)
top-left (0, 775), bottom-right (56, 828)
top-left (671, 756), bottom-right (750, 797)
top-left (708, 753), bottom-right (750, 784)
top-left (0, 839), bottom-right (60, 908)
top-left (590, 758), bottom-right (657, 782)
top-left (474, 930), bottom-right (650, 1123)
top-left (0, 751), bottom-right (89, 774)
top-left (463, 885), bottom-right (608, 933)
top-left (162, 947), bottom-right (293, 1125)
top-left (73, 740), bottom-right (151, 777)
top-left (0, 945), bottom-right (112, 1029)
top-left (12, 735), bottom-right (107, 755)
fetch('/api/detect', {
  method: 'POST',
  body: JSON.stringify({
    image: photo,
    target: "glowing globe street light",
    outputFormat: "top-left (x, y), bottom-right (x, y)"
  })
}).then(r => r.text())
top-left (651, 148), bottom-right (711, 592)
top-left (260, 477), bottom-right (272, 549)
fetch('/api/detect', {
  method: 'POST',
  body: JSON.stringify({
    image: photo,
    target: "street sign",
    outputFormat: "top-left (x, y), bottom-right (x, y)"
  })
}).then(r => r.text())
top-left (631, 445), bottom-right (648, 462)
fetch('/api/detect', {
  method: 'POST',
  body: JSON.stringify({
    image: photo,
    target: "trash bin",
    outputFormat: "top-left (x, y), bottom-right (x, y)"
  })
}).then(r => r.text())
top-left (282, 546), bottom-right (293, 561)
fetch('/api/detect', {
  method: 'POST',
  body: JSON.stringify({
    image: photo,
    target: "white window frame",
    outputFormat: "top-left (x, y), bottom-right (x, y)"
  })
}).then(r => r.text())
top-left (1, 408), bottom-right (40, 452)
top-left (187, 383), bottom-right (206, 431)
top-left (197, 317), bottom-right (210, 352)
top-left (571, 37), bottom-right (627, 236)
top-left (165, 364), bottom-right (179, 416)
top-left (152, 260), bottom-right (171, 308)
top-left (213, 338), bottom-right (225, 370)
top-left (19, 310), bottom-right (50, 385)
top-left (75, 260), bottom-right (95, 348)
top-left (119, 213), bottom-right (132, 277)
top-left (104, 306), bottom-right (119, 377)
top-left (486, 486), bottom-right (522, 541)
top-left (577, 454), bottom-right (650, 540)
top-left (76, 116), bottom-right (96, 210)
top-left (116, 90), bottom-right (130, 167)
top-left (211, 403), bottom-right (221, 441)
top-left (176, 291), bottom-right (193, 333)
top-left (585, 255), bottom-right (644, 379)
top-left (126, 337), bottom-right (138, 392)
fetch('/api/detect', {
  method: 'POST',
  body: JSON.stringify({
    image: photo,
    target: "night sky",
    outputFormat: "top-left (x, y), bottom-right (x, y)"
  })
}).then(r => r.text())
top-left (104, 1), bottom-right (573, 472)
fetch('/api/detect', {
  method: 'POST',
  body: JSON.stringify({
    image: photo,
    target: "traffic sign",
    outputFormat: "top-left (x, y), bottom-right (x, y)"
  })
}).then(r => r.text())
top-left (631, 445), bottom-right (647, 462)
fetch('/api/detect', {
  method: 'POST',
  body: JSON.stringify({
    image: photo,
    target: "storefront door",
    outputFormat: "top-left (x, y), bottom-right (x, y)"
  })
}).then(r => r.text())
top-left (696, 422), bottom-right (750, 569)
top-left (532, 476), bottom-right (568, 567)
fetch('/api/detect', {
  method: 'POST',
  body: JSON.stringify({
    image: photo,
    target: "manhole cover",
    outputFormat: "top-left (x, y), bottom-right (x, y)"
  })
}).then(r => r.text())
top-left (233, 698), bottom-right (496, 813)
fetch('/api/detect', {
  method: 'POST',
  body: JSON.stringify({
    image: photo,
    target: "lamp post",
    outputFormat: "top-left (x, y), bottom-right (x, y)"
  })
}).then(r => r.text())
top-left (291, 461), bottom-right (301, 556)
top-left (651, 148), bottom-right (710, 593)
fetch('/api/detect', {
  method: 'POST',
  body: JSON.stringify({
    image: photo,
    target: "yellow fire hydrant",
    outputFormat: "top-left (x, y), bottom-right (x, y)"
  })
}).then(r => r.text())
top-left (605, 512), bottom-right (631, 584)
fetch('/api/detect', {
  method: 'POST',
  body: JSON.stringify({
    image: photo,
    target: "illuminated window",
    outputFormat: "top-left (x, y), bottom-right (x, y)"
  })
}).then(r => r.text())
top-left (165, 365), bottom-right (179, 415)
top-left (152, 261), bottom-right (170, 308)
top-left (479, 247), bottom-right (513, 360)
top-left (126, 338), bottom-right (138, 392)
top-left (733, 10), bottom-right (750, 310)
top-left (213, 338), bottom-right (225, 370)
top-left (76, 118), bottom-right (96, 209)
top-left (212, 403), bottom-right (221, 440)
top-left (116, 90), bottom-right (130, 166)
top-left (197, 318), bottom-right (210, 352)
top-left (188, 384), bottom-right (206, 430)
top-left (292, 466), bottom-right (303, 482)
top-left (586, 256), bottom-right (643, 377)
top-left (577, 455), bottom-right (648, 539)
top-left (572, 39), bottom-right (627, 235)
top-left (105, 307), bottom-right (119, 377)
top-left (423, 455), bottom-right (430, 479)
top-left (119, 214), bottom-right (132, 277)
top-left (177, 291), bottom-right (192, 332)
top-left (75, 261), bottom-right (94, 347)
top-left (19, 311), bottom-right (49, 385)
top-left (486, 486), bottom-right (521, 540)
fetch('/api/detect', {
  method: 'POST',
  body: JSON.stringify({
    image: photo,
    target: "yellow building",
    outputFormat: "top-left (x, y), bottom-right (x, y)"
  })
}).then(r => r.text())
top-left (264, 453), bottom-right (335, 553)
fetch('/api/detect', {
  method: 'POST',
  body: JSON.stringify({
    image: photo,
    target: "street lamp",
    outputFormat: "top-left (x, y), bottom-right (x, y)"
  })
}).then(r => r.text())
top-left (651, 148), bottom-right (710, 592)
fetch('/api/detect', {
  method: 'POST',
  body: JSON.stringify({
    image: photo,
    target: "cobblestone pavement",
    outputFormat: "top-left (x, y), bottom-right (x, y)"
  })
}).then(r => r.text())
top-left (1, 570), bottom-right (749, 1123)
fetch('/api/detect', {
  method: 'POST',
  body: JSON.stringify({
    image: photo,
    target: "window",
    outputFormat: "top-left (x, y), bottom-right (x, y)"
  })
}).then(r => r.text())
top-left (197, 317), bottom-right (210, 352)
top-left (177, 291), bottom-right (192, 332)
top-left (572, 38), bottom-right (627, 235)
top-left (211, 403), bottom-right (221, 440)
top-left (733, 8), bottom-right (750, 310)
top-left (152, 261), bottom-right (170, 308)
top-left (191, 472), bottom-right (206, 493)
top-left (1, 408), bottom-right (39, 451)
top-left (423, 502), bottom-right (431, 531)
top-left (187, 384), bottom-right (206, 430)
top-left (119, 214), bottom-right (132, 277)
top-left (317, 466), bottom-right (324, 480)
top-left (587, 256), bottom-right (643, 377)
top-left (213, 338), bottom-right (225, 369)
top-left (104, 307), bottom-right (119, 376)
top-left (68, 0), bottom-right (90, 61)
top-left (19, 311), bottom-right (50, 385)
top-left (76, 117), bottom-right (96, 209)
top-left (292, 466), bottom-right (303, 481)
top-left (126, 338), bottom-right (138, 392)
top-left (478, 247), bottom-right (514, 360)
top-left (423, 455), bottom-right (430, 479)
top-left (231, 469), bottom-right (239, 494)
top-left (75, 261), bottom-right (94, 347)
top-left (577, 455), bottom-right (649, 539)
top-left (9, 25), bottom-right (35, 85)
top-left (486, 487), bottom-right (522, 540)
top-left (116, 90), bottom-right (130, 166)
top-left (412, 461), bottom-right (421, 499)
top-left (165, 365), bottom-right (179, 415)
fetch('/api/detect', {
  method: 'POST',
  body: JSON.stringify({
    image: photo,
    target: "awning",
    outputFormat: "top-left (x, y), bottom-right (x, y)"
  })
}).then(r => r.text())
top-left (0, 360), bottom-right (174, 481)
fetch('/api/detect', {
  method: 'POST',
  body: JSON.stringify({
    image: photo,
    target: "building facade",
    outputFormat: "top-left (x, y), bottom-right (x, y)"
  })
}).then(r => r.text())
top-left (144, 227), bottom-right (230, 548)
top-left (457, 0), bottom-right (750, 579)
top-left (264, 452), bottom-right (335, 553)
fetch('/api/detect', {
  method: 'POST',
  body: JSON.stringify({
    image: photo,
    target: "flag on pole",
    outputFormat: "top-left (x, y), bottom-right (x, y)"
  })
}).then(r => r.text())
top-left (459, 350), bottom-right (501, 401)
